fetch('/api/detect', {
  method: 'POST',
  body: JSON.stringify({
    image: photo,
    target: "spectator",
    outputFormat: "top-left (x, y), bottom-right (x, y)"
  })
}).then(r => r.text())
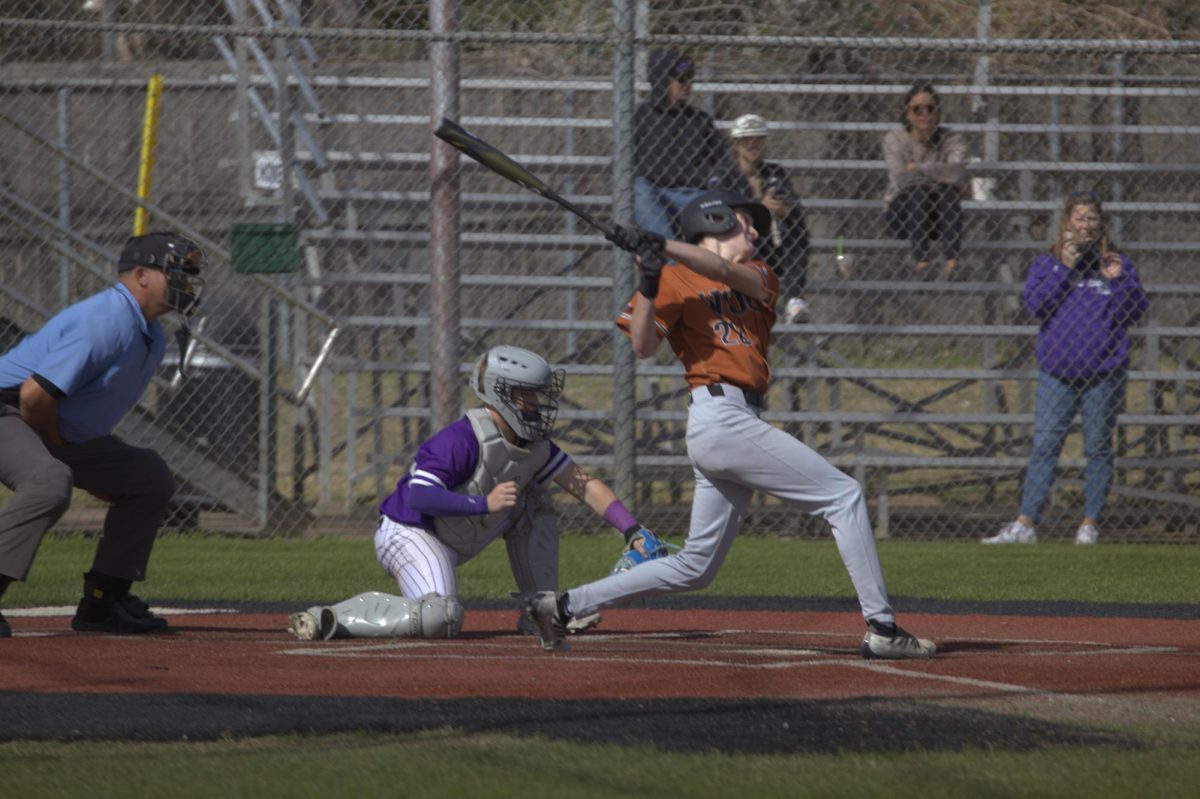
top-left (287, 345), bottom-right (653, 641)
top-left (983, 193), bottom-right (1149, 546)
top-left (882, 83), bottom-right (968, 279)
top-left (713, 113), bottom-right (813, 323)
top-left (0, 232), bottom-right (205, 637)
top-left (633, 49), bottom-right (734, 239)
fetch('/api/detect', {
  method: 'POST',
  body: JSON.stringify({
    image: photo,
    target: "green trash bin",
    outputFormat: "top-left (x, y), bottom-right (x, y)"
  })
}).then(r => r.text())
top-left (230, 222), bottom-right (300, 274)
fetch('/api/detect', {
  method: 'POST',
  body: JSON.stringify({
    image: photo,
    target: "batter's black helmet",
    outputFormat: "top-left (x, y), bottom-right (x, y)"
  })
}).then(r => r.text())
top-left (677, 189), bottom-right (771, 243)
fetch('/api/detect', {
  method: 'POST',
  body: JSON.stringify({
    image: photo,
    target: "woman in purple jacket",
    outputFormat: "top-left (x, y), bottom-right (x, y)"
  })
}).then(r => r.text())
top-left (984, 192), bottom-right (1149, 546)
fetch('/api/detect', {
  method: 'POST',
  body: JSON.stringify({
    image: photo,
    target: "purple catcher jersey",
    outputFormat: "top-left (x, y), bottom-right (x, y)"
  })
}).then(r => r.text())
top-left (378, 416), bottom-right (570, 530)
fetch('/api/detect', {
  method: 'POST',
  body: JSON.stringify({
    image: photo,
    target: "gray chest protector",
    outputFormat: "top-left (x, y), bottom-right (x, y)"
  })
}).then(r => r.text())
top-left (431, 408), bottom-right (551, 560)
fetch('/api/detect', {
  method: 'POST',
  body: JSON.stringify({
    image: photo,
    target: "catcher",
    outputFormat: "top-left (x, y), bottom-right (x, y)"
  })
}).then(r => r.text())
top-left (288, 345), bottom-right (664, 641)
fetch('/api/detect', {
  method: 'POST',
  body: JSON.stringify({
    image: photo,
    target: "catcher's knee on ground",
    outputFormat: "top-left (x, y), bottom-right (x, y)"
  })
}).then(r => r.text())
top-left (287, 591), bottom-right (464, 640)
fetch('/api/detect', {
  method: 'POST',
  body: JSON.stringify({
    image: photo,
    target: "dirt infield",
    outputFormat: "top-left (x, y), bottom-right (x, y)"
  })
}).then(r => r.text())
top-left (2, 604), bottom-right (1197, 751)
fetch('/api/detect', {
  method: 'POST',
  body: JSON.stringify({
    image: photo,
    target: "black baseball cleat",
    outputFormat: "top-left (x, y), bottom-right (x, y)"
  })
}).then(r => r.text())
top-left (0, 610), bottom-right (11, 638)
top-left (71, 593), bottom-right (169, 634)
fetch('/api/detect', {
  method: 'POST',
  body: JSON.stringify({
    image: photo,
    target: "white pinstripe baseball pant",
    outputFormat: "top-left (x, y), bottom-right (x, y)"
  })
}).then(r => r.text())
top-left (374, 516), bottom-right (462, 598)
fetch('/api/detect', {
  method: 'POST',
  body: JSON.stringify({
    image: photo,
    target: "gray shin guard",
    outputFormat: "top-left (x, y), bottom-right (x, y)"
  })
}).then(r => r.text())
top-left (328, 591), bottom-right (464, 639)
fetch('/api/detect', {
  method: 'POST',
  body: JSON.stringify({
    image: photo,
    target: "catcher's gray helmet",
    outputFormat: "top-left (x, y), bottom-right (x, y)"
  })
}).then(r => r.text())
top-left (472, 345), bottom-right (565, 442)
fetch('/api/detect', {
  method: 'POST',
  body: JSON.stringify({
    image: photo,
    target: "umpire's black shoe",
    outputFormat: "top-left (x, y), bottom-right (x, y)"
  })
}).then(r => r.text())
top-left (71, 593), bottom-right (169, 634)
top-left (0, 610), bottom-right (11, 638)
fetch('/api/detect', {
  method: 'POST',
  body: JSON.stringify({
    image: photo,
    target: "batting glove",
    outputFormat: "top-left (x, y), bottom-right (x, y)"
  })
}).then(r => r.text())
top-left (607, 225), bottom-right (664, 255)
top-left (606, 224), bottom-right (640, 253)
top-left (611, 525), bottom-right (675, 574)
top-left (637, 246), bottom-right (665, 298)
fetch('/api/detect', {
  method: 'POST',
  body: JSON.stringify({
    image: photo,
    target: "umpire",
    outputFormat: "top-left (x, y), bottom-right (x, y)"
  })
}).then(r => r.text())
top-left (0, 231), bottom-right (205, 637)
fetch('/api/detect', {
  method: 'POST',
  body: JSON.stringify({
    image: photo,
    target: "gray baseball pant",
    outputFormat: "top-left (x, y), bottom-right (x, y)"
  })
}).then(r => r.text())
top-left (0, 403), bottom-right (177, 583)
top-left (566, 388), bottom-right (896, 624)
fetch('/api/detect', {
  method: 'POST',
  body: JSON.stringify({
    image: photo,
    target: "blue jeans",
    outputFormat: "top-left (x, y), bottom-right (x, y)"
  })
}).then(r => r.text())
top-left (633, 177), bottom-right (704, 239)
top-left (1019, 370), bottom-right (1126, 523)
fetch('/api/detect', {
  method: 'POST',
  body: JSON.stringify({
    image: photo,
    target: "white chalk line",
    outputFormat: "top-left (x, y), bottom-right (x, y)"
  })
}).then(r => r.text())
top-left (4, 605), bottom-right (237, 618)
top-left (274, 628), bottom-right (1187, 698)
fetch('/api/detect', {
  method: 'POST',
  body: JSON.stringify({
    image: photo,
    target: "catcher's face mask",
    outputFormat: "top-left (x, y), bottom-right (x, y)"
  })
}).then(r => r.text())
top-left (160, 239), bottom-right (206, 318)
top-left (495, 375), bottom-right (564, 442)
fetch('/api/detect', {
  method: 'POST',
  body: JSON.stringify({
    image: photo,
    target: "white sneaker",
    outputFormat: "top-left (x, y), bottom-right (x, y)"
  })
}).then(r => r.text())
top-left (517, 611), bottom-right (600, 636)
top-left (982, 520), bottom-right (1037, 545)
top-left (522, 591), bottom-right (569, 652)
top-left (1075, 524), bottom-right (1099, 545)
top-left (861, 621), bottom-right (936, 660)
top-left (784, 296), bottom-right (810, 324)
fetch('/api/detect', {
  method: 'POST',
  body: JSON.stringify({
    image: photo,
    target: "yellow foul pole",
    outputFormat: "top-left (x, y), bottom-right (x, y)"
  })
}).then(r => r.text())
top-left (133, 73), bottom-right (164, 236)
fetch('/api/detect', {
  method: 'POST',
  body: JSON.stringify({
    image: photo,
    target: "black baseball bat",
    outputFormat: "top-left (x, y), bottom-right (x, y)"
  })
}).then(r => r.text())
top-left (434, 117), bottom-right (614, 237)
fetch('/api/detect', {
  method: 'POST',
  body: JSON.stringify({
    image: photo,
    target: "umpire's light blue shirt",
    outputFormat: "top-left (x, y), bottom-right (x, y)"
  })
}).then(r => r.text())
top-left (0, 283), bottom-right (165, 443)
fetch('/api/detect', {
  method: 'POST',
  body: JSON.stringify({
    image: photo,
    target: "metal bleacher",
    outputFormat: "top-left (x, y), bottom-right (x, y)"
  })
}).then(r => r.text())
top-left (293, 75), bottom-right (1200, 536)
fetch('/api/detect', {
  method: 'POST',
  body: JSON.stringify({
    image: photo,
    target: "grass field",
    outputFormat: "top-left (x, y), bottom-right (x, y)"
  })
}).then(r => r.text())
top-left (3, 533), bottom-right (1199, 798)
top-left (8, 531), bottom-right (1200, 606)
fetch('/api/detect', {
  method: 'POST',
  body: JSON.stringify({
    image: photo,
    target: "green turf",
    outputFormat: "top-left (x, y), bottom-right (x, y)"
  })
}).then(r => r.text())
top-left (6, 531), bottom-right (1200, 606)
top-left (2, 734), bottom-right (1199, 799)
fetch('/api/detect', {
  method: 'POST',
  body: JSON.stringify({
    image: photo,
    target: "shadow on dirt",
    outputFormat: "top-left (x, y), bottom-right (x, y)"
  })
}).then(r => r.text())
top-left (0, 693), bottom-right (1142, 753)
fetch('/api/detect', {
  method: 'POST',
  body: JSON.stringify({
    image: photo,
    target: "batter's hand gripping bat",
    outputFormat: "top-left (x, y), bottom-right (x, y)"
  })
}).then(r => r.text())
top-left (434, 117), bottom-right (615, 238)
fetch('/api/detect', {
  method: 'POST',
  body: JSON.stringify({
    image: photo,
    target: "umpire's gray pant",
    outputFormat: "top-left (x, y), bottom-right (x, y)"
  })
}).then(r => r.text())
top-left (0, 403), bottom-right (177, 583)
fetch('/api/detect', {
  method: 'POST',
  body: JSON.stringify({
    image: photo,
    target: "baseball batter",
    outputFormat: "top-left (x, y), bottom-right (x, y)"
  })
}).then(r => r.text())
top-left (288, 345), bottom-right (654, 641)
top-left (525, 190), bottom-right (935, 659)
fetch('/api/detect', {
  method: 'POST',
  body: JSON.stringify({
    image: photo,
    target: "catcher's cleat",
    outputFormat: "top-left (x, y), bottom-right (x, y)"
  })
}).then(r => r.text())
top-left (517, 610), bottom-right (600, 637)
top-left (71, 593), bottom-right (169, 634)
top-left (0, 610), bottom-right (11, 638)
top-left (288, 607), bottom-right (337, 641)
top-left (522, 591), bottom-right (569, 652)
top-left (861, 620), bottom-right (936, 660)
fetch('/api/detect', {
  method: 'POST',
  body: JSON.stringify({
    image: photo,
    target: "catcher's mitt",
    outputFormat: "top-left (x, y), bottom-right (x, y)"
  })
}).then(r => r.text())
top-left (611, 526), bottom-right (676, 574)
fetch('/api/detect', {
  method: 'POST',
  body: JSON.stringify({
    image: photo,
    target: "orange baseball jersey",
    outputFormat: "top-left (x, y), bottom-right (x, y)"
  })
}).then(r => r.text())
top-left (615, 259), bottom-right (778, 393)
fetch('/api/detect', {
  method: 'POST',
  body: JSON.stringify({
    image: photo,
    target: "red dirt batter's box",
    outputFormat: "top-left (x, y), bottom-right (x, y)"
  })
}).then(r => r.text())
top-left (3, 609), bottom-right (1198, 702)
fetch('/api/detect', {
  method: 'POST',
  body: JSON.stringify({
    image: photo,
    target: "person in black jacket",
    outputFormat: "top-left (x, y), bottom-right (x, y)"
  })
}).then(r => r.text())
top-left (712, 113), bottom-right (813, 322)
top-left (633, 49), bottom-right (734, 239)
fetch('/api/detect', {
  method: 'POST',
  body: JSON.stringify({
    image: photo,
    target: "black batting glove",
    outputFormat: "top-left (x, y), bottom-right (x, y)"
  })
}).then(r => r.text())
top-left (606, 224), bottom-right (641, 253)
top-left (636, 244), bottom-right (664, 299)
top-left (607, 225), bottom-right (664, 256)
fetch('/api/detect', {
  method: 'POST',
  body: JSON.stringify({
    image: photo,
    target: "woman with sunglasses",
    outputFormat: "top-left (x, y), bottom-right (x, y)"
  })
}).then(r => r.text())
top-left (983, 192), bottom-right (1148, 545)
top-left (882, 83), bottom-right (969, 278)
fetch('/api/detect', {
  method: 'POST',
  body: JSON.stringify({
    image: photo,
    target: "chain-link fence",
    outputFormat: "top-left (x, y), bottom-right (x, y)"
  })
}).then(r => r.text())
top-left (2, 1), bottom-right (1198, 542)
